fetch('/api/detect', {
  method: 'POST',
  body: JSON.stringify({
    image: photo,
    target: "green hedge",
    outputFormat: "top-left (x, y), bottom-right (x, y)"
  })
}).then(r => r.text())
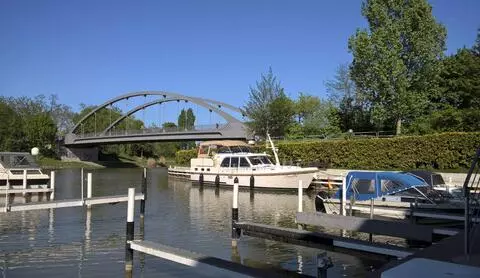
top-left (175, 149), bottom-right (197, 166)
top-left (175, 132), bottom-right (480, 170)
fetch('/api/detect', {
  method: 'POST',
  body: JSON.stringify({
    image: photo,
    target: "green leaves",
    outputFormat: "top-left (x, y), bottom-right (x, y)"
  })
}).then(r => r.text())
top-left (349, 0), bottom-right (446, 134)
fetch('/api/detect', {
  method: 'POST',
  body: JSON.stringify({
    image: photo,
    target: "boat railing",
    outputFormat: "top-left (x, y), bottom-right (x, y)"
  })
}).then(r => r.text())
top-left (463, 148), bottom-right (480, 258)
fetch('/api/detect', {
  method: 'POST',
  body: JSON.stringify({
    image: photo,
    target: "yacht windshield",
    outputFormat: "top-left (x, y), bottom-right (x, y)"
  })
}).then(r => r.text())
top-left (248, 156), bottom-right (272, 166)
top-left (217, 146), bottom-right (253, 154)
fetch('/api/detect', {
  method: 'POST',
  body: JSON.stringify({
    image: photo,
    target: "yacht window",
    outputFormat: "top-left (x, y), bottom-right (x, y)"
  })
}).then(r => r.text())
top-left (381, 179), bottom-right (403, 193)
top-left (351, 178), bottom-right (375, 194)
top-left (218, 147), bottom-right (232, 154)
top-left (248, 156), bottom-right (263, 165)
top-left (220, 157), bottom-right (231, 167)
top-left (239, 157), bottom-right (250, 167)
top-left (260, 156), bottom-right (273, 165)
top-left (230, 157), bottom-right (239, 168)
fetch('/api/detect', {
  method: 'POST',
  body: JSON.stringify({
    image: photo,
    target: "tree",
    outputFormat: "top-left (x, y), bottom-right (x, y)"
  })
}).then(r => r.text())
top-left (177, 108), bottom-right (196, 130)
top-left (349, 0), bottom-right (446, 134)
top-left (295, 93), bottom-right (322, 124)
top-left (0, 99), bottom-right (25, 151)
top-left (244, 67), bottom-right (285, 136)
top-left (437, 48), bottom-right (480, 109)
top-left (473, 28), bottom-right (480, 56)
top-left (303, 102), bottom-right (342, 137)
top-left (326, 64), bottom-right (373, 132)
top-left (267, 93), bottom-right (296, 137)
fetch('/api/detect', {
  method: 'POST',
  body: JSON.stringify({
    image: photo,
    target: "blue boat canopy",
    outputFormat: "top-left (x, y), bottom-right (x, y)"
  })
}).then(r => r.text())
top-left (333, 171), bottom-right (429, 201)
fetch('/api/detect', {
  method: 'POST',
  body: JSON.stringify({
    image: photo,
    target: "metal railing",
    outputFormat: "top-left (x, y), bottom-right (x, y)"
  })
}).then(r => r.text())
top-left (76, 124), bottom-right (228, 138)
top-left (464, 148), bottom-right (480, 257)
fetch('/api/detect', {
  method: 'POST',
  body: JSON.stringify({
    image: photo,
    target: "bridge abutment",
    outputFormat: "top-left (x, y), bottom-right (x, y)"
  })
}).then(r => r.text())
top-left (60, 146), bottom-right (99, 161)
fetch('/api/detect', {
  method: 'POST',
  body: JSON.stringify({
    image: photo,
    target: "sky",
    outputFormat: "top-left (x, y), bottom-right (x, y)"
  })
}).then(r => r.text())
top-left (1, 0), bottom-right (479, 123)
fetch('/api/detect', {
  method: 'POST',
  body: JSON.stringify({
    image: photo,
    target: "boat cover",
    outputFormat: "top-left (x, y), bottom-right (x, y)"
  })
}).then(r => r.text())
top-left (333, 171), bottom-right (428, 201)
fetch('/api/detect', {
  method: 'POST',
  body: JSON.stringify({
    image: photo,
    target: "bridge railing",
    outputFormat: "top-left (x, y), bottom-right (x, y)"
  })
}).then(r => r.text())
top-left (75, 124), bottom-right (228, 138)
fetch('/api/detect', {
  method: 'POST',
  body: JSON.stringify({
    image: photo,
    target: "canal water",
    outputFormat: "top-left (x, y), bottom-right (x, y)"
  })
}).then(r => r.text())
top-left (0, 168), bottom-right (387, 277)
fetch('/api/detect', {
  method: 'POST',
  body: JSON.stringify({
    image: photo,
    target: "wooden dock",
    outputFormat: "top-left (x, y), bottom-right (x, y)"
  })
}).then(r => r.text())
top-left (234, 221), bottom-right (414, 258)
top-left (3, 193), bottom-right (145, 212)
top-left (130, 240), bottom-right (311, 278)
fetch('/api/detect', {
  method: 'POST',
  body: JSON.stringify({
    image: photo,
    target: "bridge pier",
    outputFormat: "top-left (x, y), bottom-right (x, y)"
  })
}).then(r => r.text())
top-left (60, 146), bottom-right (99, 161)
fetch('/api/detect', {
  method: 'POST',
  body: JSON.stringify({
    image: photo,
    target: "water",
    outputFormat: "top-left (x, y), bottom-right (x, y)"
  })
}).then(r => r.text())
top-left (0, 168), bottom-right (387, 277)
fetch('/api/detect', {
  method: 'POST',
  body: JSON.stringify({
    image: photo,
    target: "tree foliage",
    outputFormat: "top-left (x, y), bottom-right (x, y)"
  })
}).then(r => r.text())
top-left (349, 0), bottom-right (446, 134)
top-left (244, 67), bottom-right (286, 136)
top-left (177, 108), bottom-right (196, 130)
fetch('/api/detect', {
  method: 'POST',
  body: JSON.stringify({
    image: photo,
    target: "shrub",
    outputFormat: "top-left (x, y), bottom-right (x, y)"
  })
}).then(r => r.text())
top-left (174, 132), bottom-right (480, 170)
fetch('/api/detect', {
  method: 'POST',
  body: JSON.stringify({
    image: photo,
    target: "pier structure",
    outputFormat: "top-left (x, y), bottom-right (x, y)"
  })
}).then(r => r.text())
top-left (1, 169), bottom-right (145, 213)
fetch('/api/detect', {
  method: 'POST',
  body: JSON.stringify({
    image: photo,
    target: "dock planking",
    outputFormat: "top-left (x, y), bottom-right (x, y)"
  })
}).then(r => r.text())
top-left (296, 212), bottom-right (434, 242)
top-left (234, 222), bottom-right (414, 258)
top-left (130, 240), bottom-right (313, 278)
top-left (4, 193), bottom-right (144, 212)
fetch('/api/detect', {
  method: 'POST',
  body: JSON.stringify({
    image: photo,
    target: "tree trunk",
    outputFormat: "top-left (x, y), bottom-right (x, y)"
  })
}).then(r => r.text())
top-left (396, 118), bottom-right (402, 135)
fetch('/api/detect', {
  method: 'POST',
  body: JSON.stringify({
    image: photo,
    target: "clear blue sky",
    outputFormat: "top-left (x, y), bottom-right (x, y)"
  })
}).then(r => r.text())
top-left (1, 0), bottom-right (479, 115)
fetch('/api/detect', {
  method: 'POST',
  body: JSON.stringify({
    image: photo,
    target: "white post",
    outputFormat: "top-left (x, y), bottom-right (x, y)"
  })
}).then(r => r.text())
top-left (127, 188), bottom-right (135, 223)
top-left (298, 180), bottom-right (303, 213)
top-left (22, 169), bottom-right (27, 196)
top-left (50, 171), bottom-right (55, 200)
top-left (87, 173), bottom-right (92, 208)
top-left (341, 176), bottom-right (347, 216)
top-left (80, 168), bottom-right (84, 202)
top-left (233, 182), bottom-right (239, 210)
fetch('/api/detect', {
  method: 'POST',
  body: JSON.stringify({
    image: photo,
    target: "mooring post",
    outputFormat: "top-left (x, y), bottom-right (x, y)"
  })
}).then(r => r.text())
top-left (298, 180), bottom-right (303, 213)
top-left (125, 187), bottom-right (135, 275)
top-left (199, 173), bottom-right (204, 186)
top-left (250, 175), bottom-right (254, 190)
top-left (80, 168), bottom-right (84, 202)
top-left (87, 173), bottom-right (92, 208)
top-left (232, 177), bottom-right (240, 246)
top-left (317, 252), bottom-right (333, 278)
top-left (140, 168), bottom-right (147, 223)
top-left (341, 176), bottom-right (346, 216)
top-left (50, 171), bottom-right (55, 200)
top-left (369, 199), bottom-right (374, 242)
top-left (22, 169), bottom-right (27, 196)
top-left (215, 175), bottom-right (220, 187)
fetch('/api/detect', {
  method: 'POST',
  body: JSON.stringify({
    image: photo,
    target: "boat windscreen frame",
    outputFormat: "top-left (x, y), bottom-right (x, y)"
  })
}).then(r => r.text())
top-left (334, 171), bottom-right (429, 201)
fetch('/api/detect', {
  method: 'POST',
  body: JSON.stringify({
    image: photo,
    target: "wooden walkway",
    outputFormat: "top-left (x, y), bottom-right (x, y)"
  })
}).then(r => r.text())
top-left (3, 193), bottom-right (144, 212)
top-left (130, 240), bottom-right (312, 278)
top-left (234, 221), bottom-right (414, 258)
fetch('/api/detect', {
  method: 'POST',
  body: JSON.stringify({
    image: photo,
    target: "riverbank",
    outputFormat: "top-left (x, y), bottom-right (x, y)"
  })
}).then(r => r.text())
top-left (37, 155), bottom-right (174, 170)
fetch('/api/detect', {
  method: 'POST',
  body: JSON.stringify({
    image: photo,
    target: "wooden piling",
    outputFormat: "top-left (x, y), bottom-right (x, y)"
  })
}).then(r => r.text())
top-left (140, 168), bottom-right (147, 225)
top-left (22, 170), bottom-right (27, 197)
top-left (50, 171), bottom-right (55, 200)
top-left (232, 177), bottom-right (240, 246)
top-left (125, 188), bottom-right (135, 274)
top-left (215, 175), bottom-right (220, 187)
top-left (298, 180), bottom-right (303, 213)
top-left (369, 199), bottom-right (374, 242)
top-left (341, 176), bottom-right (346, 216)
top-left (199, 173), bottom-right (204, 186)
top-left (250, 175), bottom-right (254, 189)
top-left (87, 173), bottom-right (92, 209)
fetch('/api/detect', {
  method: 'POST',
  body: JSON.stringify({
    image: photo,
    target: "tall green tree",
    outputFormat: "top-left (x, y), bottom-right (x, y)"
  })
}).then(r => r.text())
top-left (326, 64), bottom-right (373, 132)
top-left (437, 48), bottom-right (480, 109)
top-left (0, 99), bottom-right (25, 151)
top-left (177, 108), bottom-right (196, 130)
top-left (349, 0), bottom-right (446, 134)
top-left (295, 93), bottom-right (322, 124)
top-left (268, 93), bottom-right (296, 137)
top-left (244, 67), bottom-right (285, 136)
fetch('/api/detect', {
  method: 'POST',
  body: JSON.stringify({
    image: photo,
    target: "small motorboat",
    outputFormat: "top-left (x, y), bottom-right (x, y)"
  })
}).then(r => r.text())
top-left (315, 171), bottom-right (464, 219)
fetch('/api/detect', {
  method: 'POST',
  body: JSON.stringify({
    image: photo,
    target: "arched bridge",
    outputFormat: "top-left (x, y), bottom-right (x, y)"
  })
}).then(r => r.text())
top-left (64, 91), bottom-right (251, 147)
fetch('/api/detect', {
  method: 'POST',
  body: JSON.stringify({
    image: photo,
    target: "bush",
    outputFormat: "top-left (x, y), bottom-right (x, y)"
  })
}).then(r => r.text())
top-left (276, 132), bottom-right (480, 170)
top-left (174, 132), bottom-right (480, 170)
top-left (175, 149), bottom-right (197, 166)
